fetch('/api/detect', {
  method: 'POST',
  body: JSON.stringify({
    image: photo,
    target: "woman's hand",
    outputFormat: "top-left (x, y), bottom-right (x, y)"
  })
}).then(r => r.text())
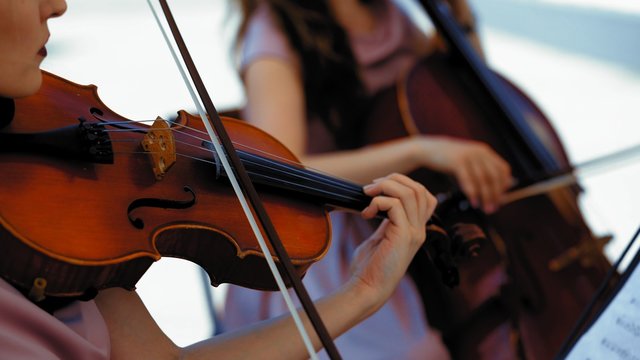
top-left (413, 135), bottom-right (512, 213)
top-left (345, 174), bottom-right (436, 316)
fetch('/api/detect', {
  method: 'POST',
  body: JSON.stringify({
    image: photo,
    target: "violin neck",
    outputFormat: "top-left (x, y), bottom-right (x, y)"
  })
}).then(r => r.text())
top-left (228, 149), bottom-right (371, 212)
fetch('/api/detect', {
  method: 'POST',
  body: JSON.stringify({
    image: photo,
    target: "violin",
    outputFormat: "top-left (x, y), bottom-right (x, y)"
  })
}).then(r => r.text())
top-left (364, 0), bottom-right (615, 358)
top-left (0, 71), bottom-right (471, 301)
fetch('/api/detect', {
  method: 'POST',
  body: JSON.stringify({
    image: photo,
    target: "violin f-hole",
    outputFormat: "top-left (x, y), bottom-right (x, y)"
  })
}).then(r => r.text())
top-left (127, 186), bottom-right (197, 229)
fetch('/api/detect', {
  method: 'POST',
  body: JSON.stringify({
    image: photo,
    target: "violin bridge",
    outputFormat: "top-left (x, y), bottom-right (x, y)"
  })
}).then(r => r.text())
top-left (141, 118), bottom-right (177, 180)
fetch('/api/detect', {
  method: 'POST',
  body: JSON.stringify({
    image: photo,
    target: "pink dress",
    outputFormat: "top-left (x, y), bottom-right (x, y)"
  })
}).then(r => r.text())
top-left (0, 278), bottom-right (110, 359)
top-left (221, 1), bottom-right (450, 359)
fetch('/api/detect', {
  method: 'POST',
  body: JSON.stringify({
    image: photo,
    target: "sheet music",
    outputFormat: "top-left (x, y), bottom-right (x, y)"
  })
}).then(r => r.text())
top-left (565, 259), bottom-right (640, 360)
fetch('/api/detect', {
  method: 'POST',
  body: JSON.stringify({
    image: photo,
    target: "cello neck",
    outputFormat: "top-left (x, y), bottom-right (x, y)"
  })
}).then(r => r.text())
top-left (418, 0), bottom-right (562, 174)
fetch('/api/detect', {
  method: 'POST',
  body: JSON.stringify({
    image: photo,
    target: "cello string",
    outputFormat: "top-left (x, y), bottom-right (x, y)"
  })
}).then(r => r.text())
top-left (145, 2), bottom-right (321, 357)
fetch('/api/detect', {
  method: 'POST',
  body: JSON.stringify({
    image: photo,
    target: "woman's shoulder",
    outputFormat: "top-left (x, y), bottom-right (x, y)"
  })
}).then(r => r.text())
top-left (240, 2), bottom-right (299, 72)
top-left (245, 2), bottom-right (279, 35)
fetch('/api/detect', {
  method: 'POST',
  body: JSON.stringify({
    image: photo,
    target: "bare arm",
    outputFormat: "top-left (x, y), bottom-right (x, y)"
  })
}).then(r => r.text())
top-left (96, 174), bottom-right (434, 359)
top-left (242, 58), bottom-right (423, 181)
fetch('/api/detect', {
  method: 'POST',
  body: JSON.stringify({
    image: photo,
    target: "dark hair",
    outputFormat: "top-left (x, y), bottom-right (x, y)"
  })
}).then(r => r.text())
top-left (236, 0), bottom-right (372, 149)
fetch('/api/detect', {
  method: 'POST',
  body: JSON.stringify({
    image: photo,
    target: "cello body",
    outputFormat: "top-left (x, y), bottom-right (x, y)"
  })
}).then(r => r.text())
top-left (366, 52), bottom-right (613, 359)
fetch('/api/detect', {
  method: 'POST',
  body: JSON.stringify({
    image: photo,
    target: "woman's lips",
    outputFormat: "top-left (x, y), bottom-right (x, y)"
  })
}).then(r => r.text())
top-left (38, 46), bottom-right (47, 57)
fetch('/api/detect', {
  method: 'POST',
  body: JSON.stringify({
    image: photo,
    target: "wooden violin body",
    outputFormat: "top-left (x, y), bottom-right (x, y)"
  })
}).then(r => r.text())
top-left (366, 53), bottom-right (613, 359)
top-left (0, 71), bottom-right (331, 299)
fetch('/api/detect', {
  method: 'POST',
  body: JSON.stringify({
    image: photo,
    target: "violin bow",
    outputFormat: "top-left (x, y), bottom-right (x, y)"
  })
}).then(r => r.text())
top-left (147, 1), bottom-right (341, 359)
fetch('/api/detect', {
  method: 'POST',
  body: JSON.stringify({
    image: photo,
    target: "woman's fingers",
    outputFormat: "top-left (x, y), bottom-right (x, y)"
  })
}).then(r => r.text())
top-left (361, 174), bottom-right (436, 259)
top-left (363, 173), bottom-right (435, 228)
top-left (385, 173), bottom-right (432, 222)
top-left (418, 136), bottom-right (514, 213)
top-left (451, 143), bottom-right (512, 213)
top-left (362, 194), bottom-right (411, 234)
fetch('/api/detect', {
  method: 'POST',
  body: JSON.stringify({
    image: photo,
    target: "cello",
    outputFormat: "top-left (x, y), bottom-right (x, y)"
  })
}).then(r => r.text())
top-left (365, 0), bottom-right (615, 358)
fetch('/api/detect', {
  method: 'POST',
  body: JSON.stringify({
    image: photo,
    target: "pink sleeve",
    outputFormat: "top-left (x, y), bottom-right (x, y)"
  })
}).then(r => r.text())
top-left (0, 278), bottom-right (110, 359)
top-left (240, 4), bottom-right (301, 74)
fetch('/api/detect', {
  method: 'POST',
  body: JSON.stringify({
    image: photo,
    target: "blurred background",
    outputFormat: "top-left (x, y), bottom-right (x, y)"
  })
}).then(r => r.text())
top-left (43, 0), bottom-right (639, 347)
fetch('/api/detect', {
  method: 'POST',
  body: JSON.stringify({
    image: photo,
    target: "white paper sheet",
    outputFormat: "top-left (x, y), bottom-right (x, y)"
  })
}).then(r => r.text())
top-left (565, 257), bottom-right (640, 360)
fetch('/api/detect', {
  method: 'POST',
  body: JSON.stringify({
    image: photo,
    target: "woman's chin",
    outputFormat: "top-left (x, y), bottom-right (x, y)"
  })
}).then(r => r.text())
top-left (11, 69), bottom-right (43, 98)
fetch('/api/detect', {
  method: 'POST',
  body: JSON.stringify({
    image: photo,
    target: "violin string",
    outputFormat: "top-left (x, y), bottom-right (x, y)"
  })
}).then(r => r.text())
top-left (107, 139), bottom-right (140, 143)
top-left (103, 128), bottom-right (150, 133)
top-left (109, 146), bottom-right (366, 204)
top-left (99, 118), bottom-right (352, 183)
top-left (233, 154), bottom-right (365, 201)
top-left (100, 120), bottom-right (364, 195)
top-left (240, 151), bottom-right (365, 197)
top-left (103, 117), bottom-right (366, 202)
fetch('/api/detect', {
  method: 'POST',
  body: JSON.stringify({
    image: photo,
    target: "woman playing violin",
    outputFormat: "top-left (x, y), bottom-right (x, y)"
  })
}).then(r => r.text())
top-left (220, 0), bottom-right (513, 358)
top-left (0, 0), bottom-right (438, 358)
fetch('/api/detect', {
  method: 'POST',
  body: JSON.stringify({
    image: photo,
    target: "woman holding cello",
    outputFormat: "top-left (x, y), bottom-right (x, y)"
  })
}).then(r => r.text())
top-left (220, 0), bottom-right (512, 358)
top-left (0, 0), bottom-right (438, 358)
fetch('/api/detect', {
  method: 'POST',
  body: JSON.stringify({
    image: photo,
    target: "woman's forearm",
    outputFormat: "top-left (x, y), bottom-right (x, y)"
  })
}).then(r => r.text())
top-left (302, 137), bottom-right (423, 184)
top-left (181, 279), bottom-right (376, 359)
